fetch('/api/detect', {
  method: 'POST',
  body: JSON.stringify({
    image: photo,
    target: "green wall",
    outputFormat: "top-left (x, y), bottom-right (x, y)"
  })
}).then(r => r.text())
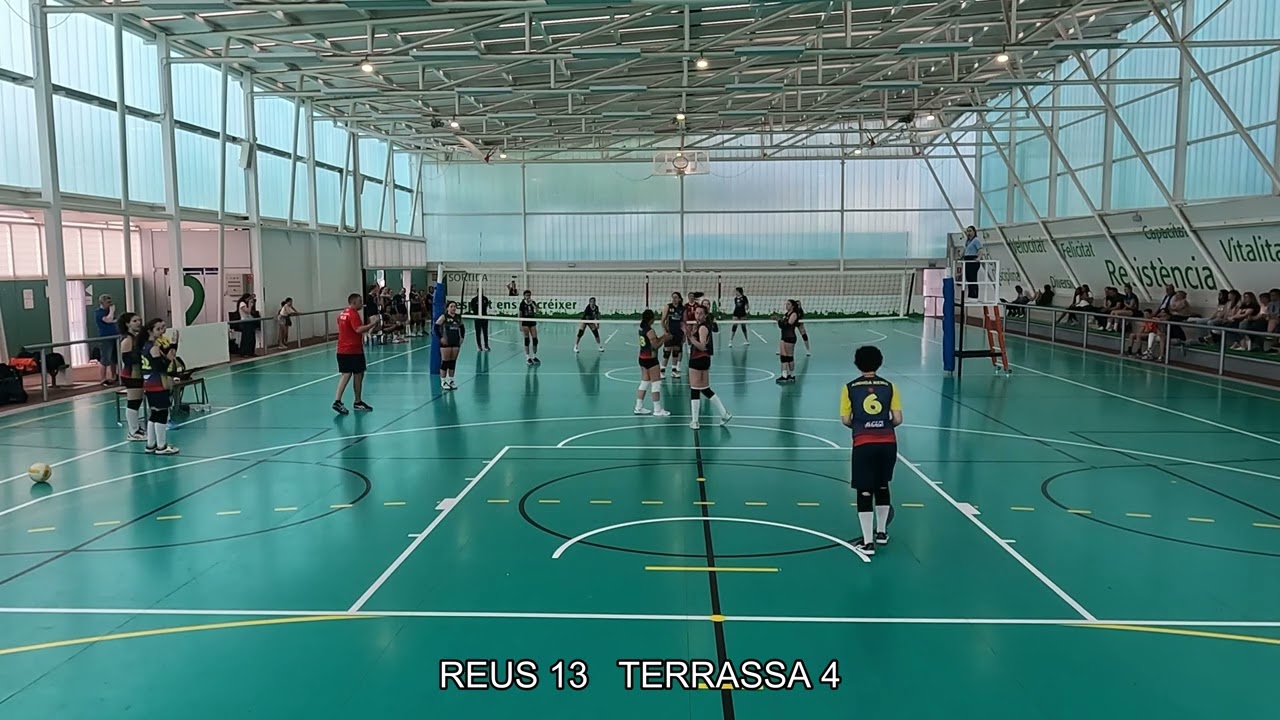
top-left (2, 278), bottom-right (142, 359)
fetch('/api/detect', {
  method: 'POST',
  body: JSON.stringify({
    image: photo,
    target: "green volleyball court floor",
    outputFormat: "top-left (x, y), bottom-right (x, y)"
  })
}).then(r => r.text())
top-left (0, 318), bottom-right (1277, 719)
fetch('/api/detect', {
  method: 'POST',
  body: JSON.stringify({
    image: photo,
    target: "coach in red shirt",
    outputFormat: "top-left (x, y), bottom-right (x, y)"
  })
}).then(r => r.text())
top-left (333, 292), bottom-right (380, 415)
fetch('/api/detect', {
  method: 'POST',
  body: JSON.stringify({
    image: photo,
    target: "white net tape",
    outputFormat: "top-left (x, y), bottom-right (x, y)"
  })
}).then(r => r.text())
top-left (442, 269), bottom-right (912, 320)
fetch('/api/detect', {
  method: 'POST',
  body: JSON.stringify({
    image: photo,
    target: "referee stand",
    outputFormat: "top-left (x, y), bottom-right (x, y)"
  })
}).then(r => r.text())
top-left (942, 257), bottom-right (1010, 378)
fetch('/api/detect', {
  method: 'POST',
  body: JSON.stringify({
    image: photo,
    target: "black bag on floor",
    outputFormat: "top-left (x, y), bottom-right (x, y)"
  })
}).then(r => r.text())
top-left (0, 364), bottom-right (27, 405)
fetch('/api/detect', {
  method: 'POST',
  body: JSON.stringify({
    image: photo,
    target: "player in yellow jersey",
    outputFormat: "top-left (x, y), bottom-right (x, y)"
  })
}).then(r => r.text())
top-left (839, 345), bottom-right (902, 558)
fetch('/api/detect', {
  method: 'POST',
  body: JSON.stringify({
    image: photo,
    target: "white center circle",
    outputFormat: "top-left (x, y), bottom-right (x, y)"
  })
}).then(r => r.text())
top-left (602, 365), bottom-right (777, 385)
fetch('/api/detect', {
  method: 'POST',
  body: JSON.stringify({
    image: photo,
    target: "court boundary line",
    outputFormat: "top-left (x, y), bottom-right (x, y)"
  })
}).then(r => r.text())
top-left (895, 327), bottom-right (1280, 449)
top-left (556, 424), bottom-right (840, 449)
top-left (0, 342), bottom-right (429, 486)
top-left (896, 451), bottom-right (1096, 621)
top-left (347, 445), bottom-right (512, 612)
top-left (550, 516), bottom-right (869, 562)
top-left (0, 605), bottom-right (1275, 627)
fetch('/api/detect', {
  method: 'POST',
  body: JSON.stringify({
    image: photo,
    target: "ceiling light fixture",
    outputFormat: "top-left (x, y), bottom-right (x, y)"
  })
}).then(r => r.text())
top-left (675, 112), bottom-right (686, 121)
top-left (695, 56), bottom-right (709, 69)
top-left (996, 52), bottom-right (1010, 63)
top-left (360, 58), bottom-right (374, 73)
top-left (450, 119), bottom-right (460, 129)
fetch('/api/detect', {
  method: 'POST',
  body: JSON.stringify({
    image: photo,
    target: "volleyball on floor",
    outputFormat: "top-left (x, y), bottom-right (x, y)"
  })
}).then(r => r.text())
top-left (29, 462), bottom-right (51, 483)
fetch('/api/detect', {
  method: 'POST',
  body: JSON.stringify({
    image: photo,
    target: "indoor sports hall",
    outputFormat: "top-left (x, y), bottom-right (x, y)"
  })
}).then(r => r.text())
top-left (2, 0), bottom-right (1280, 718)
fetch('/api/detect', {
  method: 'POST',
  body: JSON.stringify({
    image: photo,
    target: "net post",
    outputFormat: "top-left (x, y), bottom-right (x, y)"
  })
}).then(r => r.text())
top-left (431, 262), bottom-right (444, 375)
top-left (942, 269), bottom-right (956, 373)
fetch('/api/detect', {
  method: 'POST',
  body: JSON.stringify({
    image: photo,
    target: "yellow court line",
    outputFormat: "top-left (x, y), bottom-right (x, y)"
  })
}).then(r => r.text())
top-left (1067, 509), bottom-right (1092, 515)
top-left (329, 504), bottom-right (352, 509)
top-left (274, 507), bottom-right (298, 512)
top-left (27, 527), bottom-right (55, 534)
top-left (589, 500), bottom-right (612, 505)
top-left (538, 499), bottom-right (561, 504)
top-left (796, 502), bottom-right (820, 507)
top-left (216, 510), bottom-right (241, 516)
top-left (744, 502), bottom-right (767, 507)
top-left (693, 501), bottom-right (715, 506)
top-left (1254, 522), bottom-right (1280, 529)
top-left (696, 477), bottom-right (705, 483)
top-left (156, 515), bottom-right (182, 521)
top-left (1076, 624), bottom-right (1280, 647)
top-left (645, 566), bottom-right (778, 573)
top-left (640, 500), bottom-right (663, 505)
top-left (93, 520), bottom-right (121, 527)
top-left (1126, 513), bottom-right (1152, 519)
top-left (383, 501), bottom-right (407, 507)
top-left (0, 615), bottom-right (376, 658)
top-left (486, 499), bottom-right (509, 504)
top-left (1010, 506), bottom-right (1035, 512)
top-left (1187, 517), bottom-right (1215, 523)
top-left (901, 503), bottom-right (925, 508)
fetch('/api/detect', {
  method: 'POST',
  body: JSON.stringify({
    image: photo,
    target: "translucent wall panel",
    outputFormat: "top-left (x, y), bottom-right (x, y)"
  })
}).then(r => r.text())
top-left (254, 96), bottom-right (300, 151)
top-left (316, 169), bottom-right (342, 227)
top-left (424, 164), bottom-right (523, 214)
top-left (49, 12), bottom-right (117, 100)
top-left (0, 82), bottom-right (40, 189)
top-left (1057, 114), bottom-right (1107, 167)
top-left (525, 164), bottom-right (679, 212)
top-left (176, 130), bottom-right (226, 211)
top-left (684, 161), bottom-right (841, 211)
top-left (125, 116), bottom-right (164, 205)
top-left (426, 215), bottom-right (523, 262)
top-left (358, 137), bottom-right (388, 178)
top-left (395, 190), bottom-right (413, 235)
top-left (360, 180), bottom-right (385, 232)
top-left (1055, 165), bottom-right (1103, 217)
top-left (1116, 88), bottom-right (1177, 151)
top-left (1187, 58), bottom-right (1277, 141)
top-left (1014, 180), bottom-right (1049, 223)
top-left (54, 97), bottom-right (119, 198)
top-left (174, 62), bottom-right (244, 136)
top-left (684, 212), bottom-right (840, 260)
top-left (1185, 130), bottom-right (1277, 200)
top-left (846, 157), bottom-right (971, 210)
top-left (1012, 134), bottom-right (1051, 183)
top-left (527, 214), bottom-right (681, 262)
top-left (0, 1), bottom-right (33, 75)
top-left (979, 185), bottom-right (1009, 226)
top-left (845, 210), bottom-right (952, 259)
top-left (312, 120), bottom-right (349, 168)
top-left (257, 152), bottom-right (293, 219)
top-left (1111, 149), bottom-right (1173, 209)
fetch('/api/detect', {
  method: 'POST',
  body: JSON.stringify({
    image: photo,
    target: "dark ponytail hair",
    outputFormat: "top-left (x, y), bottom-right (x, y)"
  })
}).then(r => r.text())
top-left (641, 309), bottom-right (655, 328)
top-left (116, 312), bottom-right (138, 336)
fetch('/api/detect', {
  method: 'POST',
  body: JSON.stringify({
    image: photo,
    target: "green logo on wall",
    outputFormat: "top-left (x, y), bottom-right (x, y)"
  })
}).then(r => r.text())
top-left (184, 274), bottom-right (205, 325)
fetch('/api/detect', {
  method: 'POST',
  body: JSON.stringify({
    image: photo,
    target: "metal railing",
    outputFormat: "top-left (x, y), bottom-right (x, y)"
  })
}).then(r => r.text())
top-left (15, 307), bottom-right (346, 402)
top-left (996, 301), bottom-right (1280, 378)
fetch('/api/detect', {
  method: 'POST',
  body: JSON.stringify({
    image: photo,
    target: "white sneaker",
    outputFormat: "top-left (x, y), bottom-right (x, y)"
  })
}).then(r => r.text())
top-left (690, 419), bottom-right (700, 429)
top-left (634, 406), bottom-right (652, 415)
top-left (598, 346), bottom-right (604, 352)
top-left (720, 413), bottom-right (732, 426)
top-left (653, 408), bottom-right (671, 417)
top-left (574, 346), bottom-right (580, 353)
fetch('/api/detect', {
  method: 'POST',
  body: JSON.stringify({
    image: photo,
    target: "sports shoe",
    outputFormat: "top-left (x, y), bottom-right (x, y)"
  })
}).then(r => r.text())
top-left (598, 346), bottom-right (604, 352)
top-left (875, 531), bottom-right (888, 546)
top-left (634, 407), bottom-right (652, 415)
top-left (856, 540), bottom-right (876, 557)
top-left (574, 346), bottom-right (580, 353)
top-left (154, 445), bottom-right (180, 455)
top-left (720, 413), bottom-right (732, 426)
top-left (127, 431), bottom-right (147, 442)
top-left (652, 408), bottom-right (671, 417)
top-left (354, 401), bottom-right (373, 411)
top-left (333, 401), bottom-right (349, 415)
top-left (690, 419), bottom-right (701, 429)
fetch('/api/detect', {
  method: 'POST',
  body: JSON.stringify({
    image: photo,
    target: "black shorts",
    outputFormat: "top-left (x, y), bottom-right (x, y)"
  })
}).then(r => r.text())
top-left (732, 312), bottom-right (746, 320)
top-left (688, 355), bottom-right (710, 371)
top-left (639, 356), bottom-right (659, 369)
top-left (781, 335), bottom-right (797, 345)
top-left (521, 321), bottom-right (536, 328)
top-left (850, 442), bottom-right (896, 491)
top-left (337, 353), bottom-right (366, 375)
top-left (664, 334), bottom-right (683, 348)
top-left (122, 376), bottom-right (143, 390)
top-left (145, 389), bottom-right (171, 410)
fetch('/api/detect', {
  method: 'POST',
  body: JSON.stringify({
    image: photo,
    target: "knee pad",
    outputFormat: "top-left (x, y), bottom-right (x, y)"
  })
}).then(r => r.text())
top-left (638, 381), bottom-right (651, 393)
top-left (856, 490), bottom-right (873, 512)
top-left (532, 338), bottom-right (538, 348)
top-left (149, 408), bottom-right (169, 424)
top-left (443, 360), bottom-right (455, 371)
top-left (874, 485), bottom-right (891, 505)
top-left (127, 398), bottom-right (143, 411)
top-left (780, 355), bottom-right (793, 363)
top-left (690, 388), bottom-right (701, 400)
top-left (702, 388), bottom-right (714, 398)
top-left (801, 332), bottom-right (809, 341)
top-left (663, 349), bottom-right (671, 360)
top-left (524, 336), bottom-right (530, 348)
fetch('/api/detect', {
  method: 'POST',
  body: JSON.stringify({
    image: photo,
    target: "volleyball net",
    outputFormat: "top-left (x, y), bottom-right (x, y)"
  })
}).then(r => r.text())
top-left (441, 268), bottom-right (915, 323)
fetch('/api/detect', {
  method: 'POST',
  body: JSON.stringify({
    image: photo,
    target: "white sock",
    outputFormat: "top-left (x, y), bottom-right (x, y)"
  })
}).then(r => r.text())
top-left (155, 421), bottom-right (168, 449)
top-left (126, 407), bottom-right (139, 434)
top-left (858, 511), bottom-right (875, 542)
top-left (635, 396), bottom-right (644, 410)
top-left (691, 398), bottom-right (701, 419)
top-left (146, 420), bottom-right (156, 446)
top-left (876, 504), bottom-right (890, 532)
top-left (652, 394), bottom-right (662, 411)
top-left (709, 394), bottom-right (727, 417)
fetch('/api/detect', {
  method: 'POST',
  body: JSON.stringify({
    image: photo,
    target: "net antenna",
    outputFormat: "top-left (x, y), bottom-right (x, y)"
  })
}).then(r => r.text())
top-left (942, 255), bottom-right (1011, 378)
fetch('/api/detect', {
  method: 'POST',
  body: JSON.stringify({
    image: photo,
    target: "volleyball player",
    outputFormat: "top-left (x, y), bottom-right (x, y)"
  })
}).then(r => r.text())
top-left (116, 312), bottom-right (146, 441)
top-left (840, 345), bottom-right (902, 557)
top-left (140, 318), bottom-right (179, 455)
top-left (776, 299), bottom-right (800, 383)
top-left (435, 300), bottom-right (465, 390)
top-left (660, 292), bottom-right (685, 378)
top-left (794, 299), bottom-right (812, 354)
top-left (575, 297), bottom-right (603, 352)
top-left (635, 309), bottom-right (671, 416)
top-left (728, 287), bottom-right (749, 346)
top-left (519, 289), bottom-right (540, 364)
top-left (687, 304), bottom-right (731, 429)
